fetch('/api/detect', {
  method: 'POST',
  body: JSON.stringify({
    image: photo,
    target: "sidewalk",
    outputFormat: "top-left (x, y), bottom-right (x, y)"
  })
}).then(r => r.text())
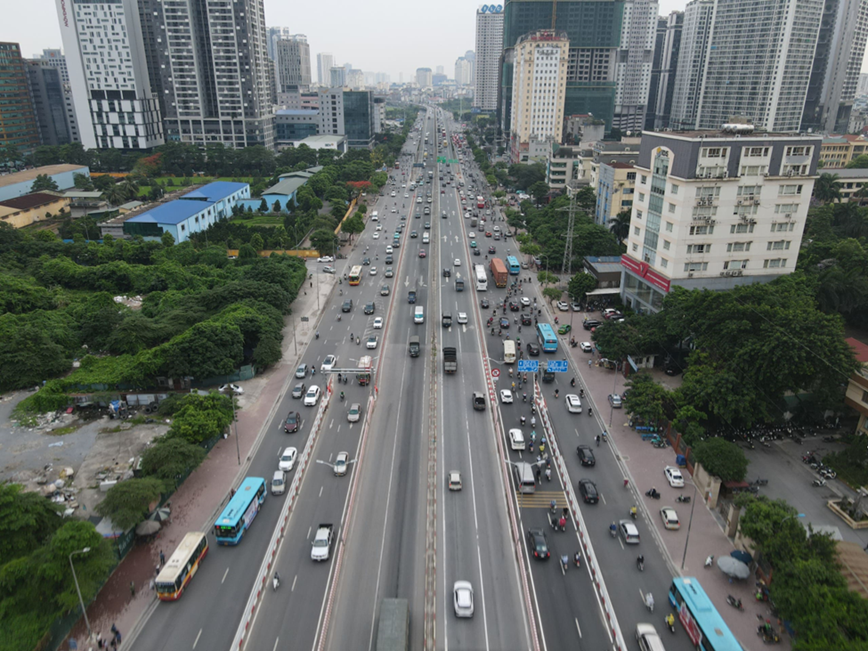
top-left (561, 306), bottom-right (784, 651)
top-left (65, 269), bottom-right (336, 651)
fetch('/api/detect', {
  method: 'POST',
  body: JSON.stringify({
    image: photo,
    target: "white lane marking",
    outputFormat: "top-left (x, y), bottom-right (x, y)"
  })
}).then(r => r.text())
top-left (221, 567), bottom-right (229, 584)
top-left (291, 574), bottom-right (298, 592)
top-left (271, 638), bottom-right (279, 651)
top-left (192, 629), bottom-right (202, 649)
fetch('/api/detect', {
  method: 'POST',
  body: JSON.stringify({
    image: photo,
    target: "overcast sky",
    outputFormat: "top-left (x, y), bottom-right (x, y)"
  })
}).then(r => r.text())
top-left (5, 0), bottom-right (865, 81)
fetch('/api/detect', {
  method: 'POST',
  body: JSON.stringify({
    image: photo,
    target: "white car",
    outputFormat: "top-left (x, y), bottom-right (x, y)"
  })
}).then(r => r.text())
top-left (665, 466), bottom-right (685, 488)
top-left (404, 193), bottom-right (409, 198)
top-left (454, 258), bottom-right (461, 266)
top-left (347, 403), bottom-right (361, 423)
top-left (278, 446), bottom-right (297, 471)
top-left (321, 355), bottom-right (337, 373)
top-left (580, 341), bottom-right (593, 353)
top-left (369, 267), bottom-right (378, 276)
top-left (509, 428), bottom-right (525, 451)
top-left (295, 364), bottom-right (308, 379)
top-left (386, 245), bottom-right (393, 254)
top-left (373, 232), bottom-right (380, 239)
top-left (391, 207), bottom-right (397, 213)
top-left (520, 297), bottom-right (531, 307)
top-left (303, 385), bottom-right (321, 406)
top-left (317, 256), bottom-right (334, 263)
top-left (565, 394), bottom-right (582, 413)
top-left (457, 312), bottom-right (468, 324)
top-left (366, 336), bottom-right (379, 349)
top-left (334, 451), bottom-right (349, 476)
top-left (500, 389), bottom-right (513, 404)
top-left (390, 191), bottom-right (396, 197)
top-left (453, 581), bottom-right (474, 618)
top-left (373, 317), bottom-right (384, 329)
top-left (557, 301), bottom-right (570, 312)
top-left (660, 506), bottom-right (681, 530)
top-left (376, 224), bottom-right (383, 231)
top-left (219, 383), bottom-right (243, 395)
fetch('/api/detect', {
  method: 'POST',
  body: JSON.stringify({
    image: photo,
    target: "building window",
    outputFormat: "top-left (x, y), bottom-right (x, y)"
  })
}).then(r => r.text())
top-left (689, 225), bottom-right (714, 235)
top-left (635, 210), bottom-right (643, 220)
top-left (730, 223), bottom-right (755, 234)
top-left (702, 147), bottom-right (727, 158)
top-left (665, 221), bottom-right (673, 232)
top-left (633, 226), bottom-right (641, 236)
top-left (638, 193), bottom-right (645, 202)
top-left (686, 244), bottom-right (710, 254)
top-left (774, 203), bottom-right (798, 214)
top-left (739, 165), bottom-right (767, 176)
top-left (695, 186), bottom-right (721, 198)
top-left (785, 146), bottom-right (808, 157)
top-left (641, 175), bottom-right (647, 184)
top-left (668, 202), bottom-right (676, 213)
top-left (767, 240), bottom-right (791, 251)
top-left (726, 242), bottom-right (751, 252)
top-left (771, 222), bottom-right (795, 232)
top-left (683, 262), bottom-right (708, 272)
top-left (745, 147), bottom-right (769, 157)
top-left (723, 259), bottom-right (749, 270)
top-left (663, 240), bottom-right (671, 250)
top-left (670, 183), bottom-right (679, 195)
top-left (660, 258), bottom-right (668, 268)
top-left (779, 185), bottom-right (803, 196)
top-left (763, 258), bottom-right (787, 269)
top-left (632, 243), bottom-right (638, 252)
top-left (737, 185), bottom-right (761, 197)
top-left (627, 172), bottom-right (636, 181)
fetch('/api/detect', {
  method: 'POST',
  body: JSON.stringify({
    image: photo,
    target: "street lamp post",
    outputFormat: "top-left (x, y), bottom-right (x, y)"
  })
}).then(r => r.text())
top-left (69, 548), bottom-right (93, 639)
top-left (680, 482), bottom-right (700, 571)
top-left (221, 387), bottom-right (241, 466)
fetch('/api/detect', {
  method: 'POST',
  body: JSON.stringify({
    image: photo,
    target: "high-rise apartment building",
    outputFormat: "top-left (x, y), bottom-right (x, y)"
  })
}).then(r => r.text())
top-left (620, 129), bottom-right (821, 313)
top-left (473, 5), bottom-right (503, 111)
top-left (32, 49), bottom-right (79, 142)
top-left (436, 66), bottom-right (444, 75)
top-left (347, 69), bottom-right (365, 90)
top-left (455, 57), bottom-right (473, 86)
top-left (330, 67), bottom-right (346, 88)
top-left (669, 0), bottom-right (712, 131)
top-left (671, 0), bottom-right (824, 132)
top-left (317, 53), bottom-right (335, 86)
top-left (140, 0), bottom-right (273, 148)
top-left (501, 0), bottom-right (624, 134)
top-left (801, 0), bottom-right (868, 134)
top-left (645, 12), bottom-right (683, 131)
top-left (416, 68), bottom-right (433, 88)
top-left (465, 50), bottom-right (477, 86)
top-left (612, 0), bottom-right (658, 132)
top-left (0, 43), bottom-right (40, 154)
top-left (510, 30), bottom-right (569, 163)
top-left (56, 1), bottom-right (163, 150)
top-left (25, 61), bottom-right (73, 146)
top-left (275, 35), bottom-right (311, 93)
top-left (266, 27), bottom-right (292, 62)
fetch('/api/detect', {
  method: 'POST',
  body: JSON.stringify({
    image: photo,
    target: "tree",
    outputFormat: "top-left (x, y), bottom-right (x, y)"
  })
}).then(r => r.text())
top-left (692, 438), bottom-right (748, 482)
top-left (95, 477), bottom-right (165, 529)
top-left (0, 484), bottom-right (63, 566)
top-left (272, 200), bottom-right (281, 213)
top-left (250, 233), bottom-right (265, 251)
top-left (258, 198), bottom-right (268, 213)
top-left (73, 173), bottom-right (94, 191)
top-left (529, 181), bottom-right (549, 204)
top-left (622, 372), bottom-right (670, 424)
top-left (161, 231), bottom-right (175, 248)
top-left (103, 184), bottom-right (127, 206)
top-left (609, 210), bottom-right (632, 244)
top-left (846, 154), bottom-right (868, 169)
top-left (167, 393), bottom-right (234, 444)
top-left (30, 174), bottom-right (59, 193)
top-left (310, 228), bottom-right (338, 256)
top-left (567, 272), bottom-right (598, 303)
top-left (340, 214), bottom-right (365, 241)
top-left (140, 436), bottom-right (205, 489)
top-left (813, 173), bottom-right (841, 204)
top-left (671, 405), bottom-right (707, 447)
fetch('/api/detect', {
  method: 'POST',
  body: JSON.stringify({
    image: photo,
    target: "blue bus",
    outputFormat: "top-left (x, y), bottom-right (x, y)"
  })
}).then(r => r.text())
top-left (536, 323), bottom-right (558, 353)
top-left (668, 578), bottom-right (742, 651)
top-left (214, 477), bottom-right (267, 545)
top-left (506, 256), bottom-right (521, 275)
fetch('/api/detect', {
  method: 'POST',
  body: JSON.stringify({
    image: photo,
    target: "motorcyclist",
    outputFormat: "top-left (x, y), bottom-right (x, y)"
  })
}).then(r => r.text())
top-left (646, 593), bottom-right (654, 610)
top-left (520, 415), bottom-right (527, 426)
top-left (637, 554), bottom-right (644, 567)
top-left (340, 391), bottom-right (345, 401)
top-left (610, 522), bottom-right (617, 536)
top-left (574, 551), bottom-right (581, 566)
top-left (570, 377), bottom-right (576, 387)
top-left (666, 613), bottom-right (675, 628)
top-left (630, 505), bottom-right (638, 518)
top-left (558, 515), bottom-right (566, 529)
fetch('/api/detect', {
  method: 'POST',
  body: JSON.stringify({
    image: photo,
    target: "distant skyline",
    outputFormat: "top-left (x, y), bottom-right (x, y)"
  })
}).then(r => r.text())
top-left (5, 0), bottom-right (868, 80)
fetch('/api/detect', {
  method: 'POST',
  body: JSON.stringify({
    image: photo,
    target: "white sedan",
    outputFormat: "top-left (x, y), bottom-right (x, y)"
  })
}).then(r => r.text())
top-left (557, 301), bottom-right (570, 312)
top-left (317, 256), bottom-right (334, 263)
top-left (303, 385), bottom-right (321, 406)
top-left (386, 246), bottom-right (393, 254)
top-left (366, 336), bottom-right (379, 349)
top-left (500, 389), bottom-right (513, 404)
top-left (457, 312), bottom-right (468, 324)
top-left (665, 466), bottom-right (685, 488)
top-left (369, 267), bottom-right (378, 276)
top-left (453, 581), bottom-right (474, 618)
top-left (321, 355), bottom-right (337, 372)
top-left (520, 297), bottom-right (531, 307)
top-left (278, 447), bottom-right (297, 471)
top-left (219, 383), bottom-right (243, 395)
top-left (373, 232), bottom-right (380, 239)
top-left (454, 258), bottom-right (461, 267)
top-left (565, 394), bottom-right (582, 413)
top-left (580, 342), bottom-right (593, 353)
top-left (373, 317), bottom-right (384, 329)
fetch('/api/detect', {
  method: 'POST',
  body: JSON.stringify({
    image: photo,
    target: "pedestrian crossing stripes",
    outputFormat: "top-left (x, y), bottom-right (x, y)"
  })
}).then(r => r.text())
top-left (516, 491), bottom-right (567, 508)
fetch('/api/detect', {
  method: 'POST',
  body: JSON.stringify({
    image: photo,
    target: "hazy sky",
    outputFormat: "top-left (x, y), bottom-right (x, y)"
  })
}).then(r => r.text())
top-left (6, 0), bottom-right (864, 81)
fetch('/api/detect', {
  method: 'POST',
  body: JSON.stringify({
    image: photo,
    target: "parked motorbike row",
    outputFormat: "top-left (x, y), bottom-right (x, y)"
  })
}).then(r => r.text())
top-left (802, 452), bottom-right (837, 479)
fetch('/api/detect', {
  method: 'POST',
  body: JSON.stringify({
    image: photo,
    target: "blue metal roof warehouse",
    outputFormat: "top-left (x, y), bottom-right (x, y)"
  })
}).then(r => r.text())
top-left (124, 182), bottom-right (249, 243)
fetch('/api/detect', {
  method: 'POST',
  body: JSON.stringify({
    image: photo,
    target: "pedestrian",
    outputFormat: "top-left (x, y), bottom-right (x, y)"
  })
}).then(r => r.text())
top-left (588, 359), bottom-right (593, 368)
top-left (110, 638), bottom-right (117, 650)
top-left (115, 631), bottom-right (121, 644)
top-left (129, 581), bottom-right (135, 596)
top-left (310, 281), bottom-right (312, 288)
top-left (97, 633), bottom-right (104, 649)
top-left (160, 549), bottom-right (165, 566)
top-left (529, 441), bottom-right (534, 453)
top-left (111, 624), bottom-right (118, 637)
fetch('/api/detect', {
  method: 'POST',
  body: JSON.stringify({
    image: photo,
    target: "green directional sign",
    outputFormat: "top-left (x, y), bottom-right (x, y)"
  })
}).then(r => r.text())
top-left (437, 157), bottom-right (446, 163)
top-left (448, 159), bottom-right (458, 164)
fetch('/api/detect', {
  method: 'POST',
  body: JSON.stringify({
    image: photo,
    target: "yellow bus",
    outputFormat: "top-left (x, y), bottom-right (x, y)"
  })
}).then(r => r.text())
top-left (348, 265), bottom-right (363, 286)
top-left (155, 532), bottom-right (209, 601)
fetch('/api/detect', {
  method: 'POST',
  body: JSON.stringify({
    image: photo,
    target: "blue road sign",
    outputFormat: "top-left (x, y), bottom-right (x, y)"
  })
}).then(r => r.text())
top-left (518, 359), bottom-right (539, 373)
top-left (546, 360), bottom-right (569, 373)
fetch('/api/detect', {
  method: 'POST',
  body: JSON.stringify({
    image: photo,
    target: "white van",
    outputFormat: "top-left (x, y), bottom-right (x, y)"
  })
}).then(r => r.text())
top-left (414, 307), bottom-right (424, 324)
top-left (422, 232), bottom-right (430, 244)
top-left (503, 339), bottom-right (516, 364)
top-left (512, 462), bottom-right (536, 494)
top-left (271, 470), bottom-right (286, 495)
top-left (635, 623), bottom-right (666, 651)
top-left (371, 211), bottom-right (379, 221)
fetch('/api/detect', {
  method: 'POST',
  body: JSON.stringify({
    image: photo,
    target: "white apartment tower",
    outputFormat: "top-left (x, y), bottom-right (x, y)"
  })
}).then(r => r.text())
top-left (672, 0), bottom-right (824, 132)
top-left (55, 0), bottom-right (164, 150)
top-left (801, 0), bottom-right (868, 133)
top-left (455, 57), bottom-right (473, 87)
top-left (474, 5), bottom-right (504, 111)
top-left (140, 0), bottom-right (274, 148)
top-left (621, 129), bottom-right (821, 313)
top-left (275, 35), bottom-right (312, 92)
top-left (612, 0), bottom-right (659, 132)
top-left (669, 0), bottom-right (714, 131)
top-left (509, 30), bottom-right (569, 163)
top-left (317, 53), bottom-right (335, 86)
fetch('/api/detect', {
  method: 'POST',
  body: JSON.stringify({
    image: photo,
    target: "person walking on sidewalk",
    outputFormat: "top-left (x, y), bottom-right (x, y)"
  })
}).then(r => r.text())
top-left (129, 581), bottom-right (135, 597)
top-left (160, 549), bottom-right (165, 566)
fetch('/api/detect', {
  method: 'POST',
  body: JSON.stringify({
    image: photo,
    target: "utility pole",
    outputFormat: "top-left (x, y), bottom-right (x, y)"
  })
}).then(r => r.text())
top-left (555, 180), bottom-right (579, 277)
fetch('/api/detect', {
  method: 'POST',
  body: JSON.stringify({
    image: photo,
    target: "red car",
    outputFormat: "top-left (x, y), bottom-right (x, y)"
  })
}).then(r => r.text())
top-left (419, 250), bottom-right (427, 258)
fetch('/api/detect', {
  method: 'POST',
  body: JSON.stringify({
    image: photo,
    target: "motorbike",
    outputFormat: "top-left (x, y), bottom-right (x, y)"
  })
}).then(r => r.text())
top-left (609, 523), bottom-right (618, 538)
top-left (272, 574), bottom-right (280, 591)
top-left (339, 393), bottom-right (345, 402)
top-left (574, 553), bottom-right (581, 568)
top-left (726, 595), bottom-right (744, 611)
top-left (676, 495), bottom-right (691, 503)
top-left (637, 556), bottom-right (645, 572)
top-left (705, 555), bottom-right (715, 568)
top-left (665, 615), bottom-right (676, 634)
top-left (645, 488), bottom-right (661, 499)
top-left (630, 507), bottom-right (638, 520)
top-left (549, 514), bottom-right (566, 532)
top-left (645, 593), bottom-right (655, 612)
top-left (757, 624), bottom-right (780, 644)
top-left (560, 555), bottom-right (569, 573)
top-left (545, 467), bottom-right (552, 482)
top-left (752, 478), bottom-right (769, 486)
top-left (812, 478), bottom-right (826, 487)
top-left (587, 408), bottom-right (593, 417)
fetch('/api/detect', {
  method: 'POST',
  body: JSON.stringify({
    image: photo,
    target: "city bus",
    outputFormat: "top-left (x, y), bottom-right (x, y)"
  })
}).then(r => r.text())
top-left (506, 256), bottom-right (521, 275)
top-left (214, 477), bottom-right (267, 545)
top-left (155, 532), bottom-right (209, 601)
top-left (476, 195), bottom-right (485, 209)
top-left (357, 355), bottom-right (373, 386)
top-left (668, 578), bottom-right (741, 651)
top-left (474, 264), bottom-right (488, 291)
top-left (536, 323), bottom-right (558, 353)
top-left (348, 265), bottom-right (363, 286)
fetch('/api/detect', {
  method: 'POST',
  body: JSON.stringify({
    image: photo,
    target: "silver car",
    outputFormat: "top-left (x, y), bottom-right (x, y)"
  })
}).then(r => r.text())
top-left (347, 403), bottom-right (361, 423)
top-left (453, 581), bottom-right (474, 618)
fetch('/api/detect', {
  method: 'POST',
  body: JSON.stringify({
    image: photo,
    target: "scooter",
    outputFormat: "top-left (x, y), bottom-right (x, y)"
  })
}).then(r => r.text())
top-left (812, 478), bottom-right (826, 487)
top-left (704, 555), bottom-right (714, 568)
top-left (676, 495), bottom-right (691, 503)
top-left (637, 556), bottom-right (645, 572)
top-left (665, 616), bottom-right (676, 634)
top-left (726, 595), bottom-right (744, 611)
top-left (645, 488), bottom-right (661, 499)
top-left (272, 574), bottom-right (280, 591)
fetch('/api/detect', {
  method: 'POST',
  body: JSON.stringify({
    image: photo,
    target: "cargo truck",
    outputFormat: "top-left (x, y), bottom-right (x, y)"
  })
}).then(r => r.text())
top-left (443, 347), bottom-right (458, 373)
top-left (489, 258), bottom-right (508, 288)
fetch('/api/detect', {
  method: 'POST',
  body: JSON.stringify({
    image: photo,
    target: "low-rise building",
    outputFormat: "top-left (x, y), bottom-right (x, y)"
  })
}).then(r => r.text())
top-left (621, 128), bottom-right (821, 313)
top-left (595, 162), bottom-right (636, 226)
top-left (296, 135), bottom-right (347, 152)
top-left (64, 190), bottom-right (108, 217)
top-left (547, 145), bottom-right (587, 191)
top-left (844, 338), bottom-right (868, 438)
top-left (819, 134), bottom-right (868, 168)
top-left (0, 164), bottom-right (89, 202)
top-left (826, 168), bottom-right (868, 202)
top-left (0, 192), bottom-right (70, 228)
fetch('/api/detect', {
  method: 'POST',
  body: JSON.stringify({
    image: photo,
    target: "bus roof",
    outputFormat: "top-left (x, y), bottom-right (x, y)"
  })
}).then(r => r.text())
top-left (350, 265), bottom-right (363, 274)
top-left (216, 477), bottom-right (265, 526)
top-left (156, 532), bottom-right (206, 583)
top-left (673, 578), bottom-right (742, 651)
top-left (537, 322), bottom-right (556, 336)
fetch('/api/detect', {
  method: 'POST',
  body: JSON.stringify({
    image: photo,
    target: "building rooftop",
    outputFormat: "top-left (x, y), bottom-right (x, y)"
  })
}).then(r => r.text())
top-left (642, 129), bottom-right (822, 141)
top-left (126, 200), bottom-right (214, 227)
top-left (825, 168), bottom-right (868, 179)
top-left (0, 164), bottom-right (88, 189)
top-left (64, 190), bottom-right (104, 199)
top-left (823, 136), bottom-right (849, 144)
top-left (609, 162), bottom-right (635, 169)
top-left (300, 135), bottom-right (345, 145)
top-left (846, 337), bottom-right (868, 364)
top-left (0, 192), bottom-right (65, 210)
top-left (119, 201), bottom-right (144, 210)
top-left (179, 182), bottom-right (247, 202)
top-left (263, 177), bottom-right (308, 197)
top-left (584, 256), bottom-right (623, 274)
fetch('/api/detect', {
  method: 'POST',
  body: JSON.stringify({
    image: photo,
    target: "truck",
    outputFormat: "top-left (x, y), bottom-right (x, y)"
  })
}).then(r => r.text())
top-left (489, 258), bottom-right (508, 288)
top-left (470, 216), bottom-right (478, 227)
top-left (376, 598), bottom-right (409, 651)
top-left (442, 313), bottom-right (452, 328)
top-left (310, 524), bottom-right (334, 561)
top-left (443, 347), bottom-right (458, 374)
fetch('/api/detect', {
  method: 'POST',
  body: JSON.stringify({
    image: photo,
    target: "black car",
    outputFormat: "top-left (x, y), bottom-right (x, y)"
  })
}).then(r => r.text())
top-left (362, 258), bottom-right (371, 266)
top-left (508, 300), bottom-right (520, 312)
top-left (291, 382), bottom-right (306, 399)
top-left (443, 268), bottom-right (451, 278)
top-left (283, 411), bottom-right (301, 433)
top-left (488, 246), bottom-right (496, 254)
top-left (480, 298), bottom-right (490, 309)
top-left (385, 255), bottom-right (394, 265)
top-left (499, 317), bottom-right (510, 329)
top-left (364, 302), bottom-right (375, 315)
top-left (583, 319), bottom-right (602, 330)
top-left (526, 529), bottom-right (550, 560)
top-left (521, 313), bottom-right (532, 326)
top-left (526, 342), bottom-right (540, 356)
top-left (473, 248), bottom-right (481, 256)
top-left (342, 299), bottom-right (353, 313)
top-left (578, 479), bottom-right (599, 504)
top-left (577, 445), bottom-right (596, 467)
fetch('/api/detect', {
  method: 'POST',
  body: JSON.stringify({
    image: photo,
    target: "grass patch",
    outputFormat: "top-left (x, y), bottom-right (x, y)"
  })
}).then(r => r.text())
top-left (230, 214), bottom-right (283, 226)
top-left (47, 425), bottom-right (79, 436)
